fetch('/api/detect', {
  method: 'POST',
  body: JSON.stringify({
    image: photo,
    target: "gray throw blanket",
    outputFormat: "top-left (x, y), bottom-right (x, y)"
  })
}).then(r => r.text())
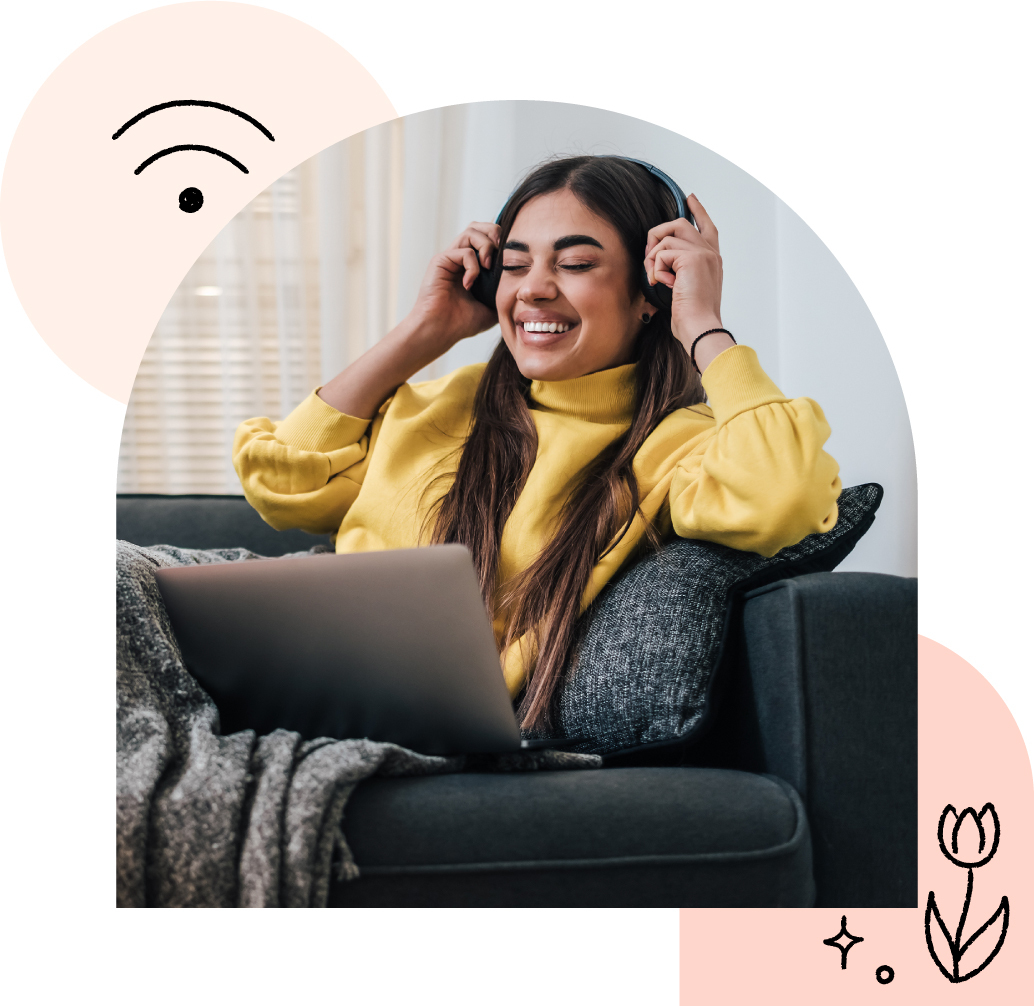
top-left (116, 540), bottom-right (600, 907)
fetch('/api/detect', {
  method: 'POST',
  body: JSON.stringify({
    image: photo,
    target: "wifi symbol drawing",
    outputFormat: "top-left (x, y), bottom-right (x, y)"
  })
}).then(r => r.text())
top-left (112, 100), bottom-right (275, 213)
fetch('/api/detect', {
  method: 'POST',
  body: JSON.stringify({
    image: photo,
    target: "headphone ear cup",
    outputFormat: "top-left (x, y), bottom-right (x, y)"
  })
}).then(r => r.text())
top-left (469, 252), bottom-right (500, 309)
top-left (640, 266), bottom-right (672, 310)
top-left (469, 269), bottom-right (498, 308)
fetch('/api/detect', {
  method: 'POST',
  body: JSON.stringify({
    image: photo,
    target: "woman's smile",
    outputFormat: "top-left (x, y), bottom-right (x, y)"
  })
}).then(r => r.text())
top-left (516, 315), bottom-right (579, 345)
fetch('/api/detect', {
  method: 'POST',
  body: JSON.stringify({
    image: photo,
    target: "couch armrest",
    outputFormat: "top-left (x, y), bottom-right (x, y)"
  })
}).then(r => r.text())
top-left (741, 571), bottom-right (917, 908)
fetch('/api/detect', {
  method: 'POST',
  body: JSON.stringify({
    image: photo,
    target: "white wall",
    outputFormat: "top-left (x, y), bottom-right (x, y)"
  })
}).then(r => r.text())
top-left (392, 101), bottom-right (916, 577)
top-left (775, 201), bottom-right (917, 577)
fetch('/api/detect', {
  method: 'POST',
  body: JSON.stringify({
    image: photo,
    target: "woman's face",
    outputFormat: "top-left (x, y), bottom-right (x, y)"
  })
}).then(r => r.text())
top-left (496, 188), bottom-right (653, 382)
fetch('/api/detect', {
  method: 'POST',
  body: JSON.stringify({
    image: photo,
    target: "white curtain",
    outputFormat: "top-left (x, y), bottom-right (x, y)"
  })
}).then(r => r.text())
top-left (118, 160), bottom-right (328, 494)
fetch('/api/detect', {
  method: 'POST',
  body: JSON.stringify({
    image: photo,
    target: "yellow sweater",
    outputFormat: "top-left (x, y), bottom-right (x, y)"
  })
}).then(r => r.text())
top-left (233, 345), bottom-right (841, 695)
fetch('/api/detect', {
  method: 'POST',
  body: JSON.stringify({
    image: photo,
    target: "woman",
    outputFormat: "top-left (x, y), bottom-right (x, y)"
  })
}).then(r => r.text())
top-left (234, 155), bottom-right (841, 731)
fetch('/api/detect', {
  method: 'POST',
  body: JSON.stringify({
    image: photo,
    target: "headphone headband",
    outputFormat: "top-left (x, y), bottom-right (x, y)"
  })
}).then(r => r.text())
top-left (472, 155), bottom-right (693, 310)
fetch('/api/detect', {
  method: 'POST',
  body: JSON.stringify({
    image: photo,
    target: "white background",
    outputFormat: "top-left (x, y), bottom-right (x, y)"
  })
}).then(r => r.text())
top-left (1, 2), bottom-right (1030, 1003)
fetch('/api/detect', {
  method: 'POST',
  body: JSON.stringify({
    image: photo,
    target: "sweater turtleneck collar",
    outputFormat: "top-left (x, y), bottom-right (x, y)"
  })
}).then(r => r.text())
top-left (528, 363), bottom-right (637, 425)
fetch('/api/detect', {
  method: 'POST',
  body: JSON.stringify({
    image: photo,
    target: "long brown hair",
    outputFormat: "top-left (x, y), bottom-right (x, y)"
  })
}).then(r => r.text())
top-left (430, 156), bottom-right (705, 730)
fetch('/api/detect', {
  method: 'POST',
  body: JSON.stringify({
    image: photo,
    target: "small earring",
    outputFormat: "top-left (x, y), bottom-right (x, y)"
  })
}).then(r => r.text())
top-left (641, 313), bottom-right (652, 325)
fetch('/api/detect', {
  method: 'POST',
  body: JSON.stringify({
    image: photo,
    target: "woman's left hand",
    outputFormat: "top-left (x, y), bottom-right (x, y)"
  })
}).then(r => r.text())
top-left (643, 194), bottom-right (727, 354)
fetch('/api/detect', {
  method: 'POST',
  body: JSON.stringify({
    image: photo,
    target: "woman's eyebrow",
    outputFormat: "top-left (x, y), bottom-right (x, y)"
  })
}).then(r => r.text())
top-left (503, 235), bottom-right (605, 253)
top-left (554, 235), bottom-right (604, 251)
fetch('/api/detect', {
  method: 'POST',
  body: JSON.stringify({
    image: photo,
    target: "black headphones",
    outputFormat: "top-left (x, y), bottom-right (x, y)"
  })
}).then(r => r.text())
top-left (469, 156), bottom-right (696, 311)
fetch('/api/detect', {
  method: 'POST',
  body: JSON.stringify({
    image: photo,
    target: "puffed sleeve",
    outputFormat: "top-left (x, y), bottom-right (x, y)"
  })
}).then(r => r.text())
top-left (669, 346), bottom-right (842, 557)
top-left (232, 389), bottom-right (384, 534)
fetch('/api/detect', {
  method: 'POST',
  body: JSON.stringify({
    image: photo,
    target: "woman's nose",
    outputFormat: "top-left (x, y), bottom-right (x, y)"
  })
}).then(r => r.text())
top-left (518, 260), bottom-right (557, 301)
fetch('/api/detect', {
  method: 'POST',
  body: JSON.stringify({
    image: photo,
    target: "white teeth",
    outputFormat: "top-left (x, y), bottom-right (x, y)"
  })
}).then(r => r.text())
top-left (522, 321), bottom-right (571, 333)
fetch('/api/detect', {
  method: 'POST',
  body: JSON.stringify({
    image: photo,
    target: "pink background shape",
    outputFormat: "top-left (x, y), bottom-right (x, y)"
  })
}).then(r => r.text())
top-left (680, 636), bottom-right (1033, 1002)
top-left (0, 1), bottom-right (395, 404)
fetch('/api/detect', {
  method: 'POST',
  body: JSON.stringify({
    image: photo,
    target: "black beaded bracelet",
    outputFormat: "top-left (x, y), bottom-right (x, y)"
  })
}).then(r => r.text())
top-left (689, 328), bottom-right (736, 374)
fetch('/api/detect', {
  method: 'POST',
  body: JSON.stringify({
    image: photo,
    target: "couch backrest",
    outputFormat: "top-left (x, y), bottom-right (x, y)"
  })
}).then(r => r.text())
top-left (116, 494), bottom-right (329, 556)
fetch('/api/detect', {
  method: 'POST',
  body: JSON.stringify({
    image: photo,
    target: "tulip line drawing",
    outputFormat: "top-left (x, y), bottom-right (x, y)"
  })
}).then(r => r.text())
top-left (925, 803), bottom-right (1010, 983)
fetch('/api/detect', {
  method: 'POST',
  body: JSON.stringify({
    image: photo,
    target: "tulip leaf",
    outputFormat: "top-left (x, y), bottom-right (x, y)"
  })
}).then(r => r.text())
top-left (925, 891), bottom-right (956, 983)
top-left (958, 896), bottom-right (1010, 982)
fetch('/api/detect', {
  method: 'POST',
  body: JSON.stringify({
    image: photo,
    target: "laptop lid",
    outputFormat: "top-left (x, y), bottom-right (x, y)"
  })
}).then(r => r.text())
top-left (154, 545), bottom-right (523, 755)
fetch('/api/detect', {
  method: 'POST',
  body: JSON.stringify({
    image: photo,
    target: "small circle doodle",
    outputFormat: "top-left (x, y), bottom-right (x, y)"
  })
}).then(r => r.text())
top-left (179, 187), bottom-right (204, 213)
top-left (875, 965), bottom-right (895, 985)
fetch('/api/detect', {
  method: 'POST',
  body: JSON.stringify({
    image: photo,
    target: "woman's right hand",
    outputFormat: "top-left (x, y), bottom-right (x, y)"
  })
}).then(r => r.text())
top-left (317, 224), bottom-right (500, 419)
top-left (407, 223), bottom-right (501, 355)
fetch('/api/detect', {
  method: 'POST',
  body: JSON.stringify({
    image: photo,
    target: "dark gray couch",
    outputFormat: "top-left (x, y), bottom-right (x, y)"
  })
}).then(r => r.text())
top-left (117, 493), bottom-right (917, 908)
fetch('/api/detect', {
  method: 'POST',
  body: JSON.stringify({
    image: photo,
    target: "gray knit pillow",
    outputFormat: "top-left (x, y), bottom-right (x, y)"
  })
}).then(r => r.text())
top-left (542, 483), bottom-right (883, 756)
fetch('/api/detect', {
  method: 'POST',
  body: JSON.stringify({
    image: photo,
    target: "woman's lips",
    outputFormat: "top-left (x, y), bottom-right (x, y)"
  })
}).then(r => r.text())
top-left (517, 320), bottom-right (579, 346)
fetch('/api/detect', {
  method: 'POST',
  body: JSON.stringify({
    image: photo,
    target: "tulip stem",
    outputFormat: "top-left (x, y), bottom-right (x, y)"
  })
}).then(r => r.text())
top-left (952, 867), bottom-right (974, 980)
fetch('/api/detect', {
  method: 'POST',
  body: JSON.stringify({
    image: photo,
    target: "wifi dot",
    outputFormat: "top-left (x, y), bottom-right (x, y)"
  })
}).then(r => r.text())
top-left (179, 187), bottom-right (204, 213)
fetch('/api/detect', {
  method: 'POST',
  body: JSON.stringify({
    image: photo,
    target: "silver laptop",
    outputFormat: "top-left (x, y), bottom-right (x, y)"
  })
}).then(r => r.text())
top-left (154, 545), bottom-right (526, 755)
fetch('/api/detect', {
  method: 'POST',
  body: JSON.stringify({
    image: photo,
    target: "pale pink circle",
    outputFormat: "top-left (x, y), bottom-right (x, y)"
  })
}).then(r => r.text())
top-left (0, 2), bottom-right (395, 403)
